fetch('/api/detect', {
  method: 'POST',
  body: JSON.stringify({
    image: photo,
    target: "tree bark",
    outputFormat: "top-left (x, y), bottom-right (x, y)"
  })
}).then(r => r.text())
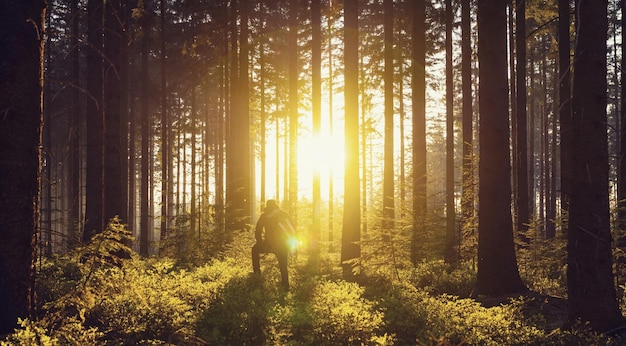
top-left (515, 0), bottom-right (530, 243)
top-left (84, 0), bottom-right (104, 241)
top-left (444, 0), bottom-right (456, 263)
top-left (558, 0), bottom-right (572, 225)
top-left (159, 0), bottom-right (169, 241)
top-left (104, 0), bottom-right (125, 224)
top-left (567, 0), bottom-right (623, 332)
top-left (288, 0), bottom-right (298, 220)
top-left (383, 0), bottom-right (395, 232)
top-left (140, 8), bottom-right (150, 256)
top-left (461, 0), bottom-right (474, 239)
top-left (311, 0), bottom-right (322, 259)
top-left (342, 0), bottom-right (361, 280)
top-left (412, 0), bottom-right (427, 266)
top-left (0, 0), bottom-right (45, 332)
top-left (474, 0), bottom-right (527, 296)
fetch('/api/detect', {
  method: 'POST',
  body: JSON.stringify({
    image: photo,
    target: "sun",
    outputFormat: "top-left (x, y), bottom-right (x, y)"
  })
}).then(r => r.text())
top-left (254, 120), bottom-right (345, 202)
top-left (297, 129), bottom-right (345, 199)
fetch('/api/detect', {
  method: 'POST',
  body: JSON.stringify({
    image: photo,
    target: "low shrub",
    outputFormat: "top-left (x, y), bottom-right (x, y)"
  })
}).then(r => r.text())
top-left (309, 280), bottom-right (393, 345)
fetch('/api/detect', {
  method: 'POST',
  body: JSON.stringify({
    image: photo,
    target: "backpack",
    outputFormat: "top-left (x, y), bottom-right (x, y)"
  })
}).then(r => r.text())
top-left (266, 210), bottom-right (296, 249)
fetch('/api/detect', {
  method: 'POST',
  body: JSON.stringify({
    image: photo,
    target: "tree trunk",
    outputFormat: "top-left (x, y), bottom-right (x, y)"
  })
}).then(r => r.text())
top-left (567, 0), bottom-right (623, 332)
top-left (288, 0), bottom-right (298, 220)
top-left (618, 0), bottom-right (626, 244)
top-left (84, 0), bottom-right (104, 241)
top-left (461, 0), bottom-right (474, 238)
top-left (412, 0), bottom-right (427, 266)
top-left (225, 0), bottom-right (239, 231)
top-left (342, 0), bottom-right (361, 280)
top-left (191, 88), bottom-right (197, 239)
top-left (444, 0), bottom-right (456, 263)
top-left (68, 0), bottom-right (81, 249)
top-left (140, 12), bottom-right (150, 256)
top-left (328, 0), bottom-right (335, 251)
top-left (0, 0), bottom-right (45, 332)
top-left (473, 0), bottom-right (527, 296)
top-left (160, 0), bottom-right (169, 241)
top-left (104, 0), bottom-right (125, 225)
top-left (239, 0), bottom-right (252, 222)
top-left (311, 0), bottom-right (322, 259)
top-left (515, 0), bottom-right (530, 243)
top-left (558, 0), bottom-right (572, 226)
top-left (508, 2), bottom-right (517, 230)
top-left (383, 0), bottom-right (395, 233)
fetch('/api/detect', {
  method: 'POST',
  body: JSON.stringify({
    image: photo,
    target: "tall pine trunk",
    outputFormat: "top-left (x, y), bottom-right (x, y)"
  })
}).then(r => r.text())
top-left (558, 0), bottom-right (572, 226)
top-left (444, 0), bottom-right (456, 263)
top-left (515, 0), bottom-right (529, 242)
top-left (474, 0), bottom-right (526, 296)
top-left (0, 0), bottom-right (45, 332)
top-left (411, 0), bottom-right (427, 265)
top-left (104, 0), bottom-right (125, 224)
top-left (567, 0), bottom-right (623, 331)
top-left (84, 0), bottom-right (104, 241)
top-left (342, 0), bottom-right (361, 280)
top-left (383, 0), bottom-right (395, 232)
top-left (461, 0), bottom-right (474, 239)
top-left (311, 0), bottom-right (322, 259)
top-left (288, 0), bottom-right (298, 219)
top-left (139, 10), bottom-right (150, 256)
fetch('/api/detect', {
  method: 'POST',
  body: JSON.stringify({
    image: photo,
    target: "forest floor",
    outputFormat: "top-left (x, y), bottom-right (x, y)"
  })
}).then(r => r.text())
top-left (3, 235), bottom-right (622, 345)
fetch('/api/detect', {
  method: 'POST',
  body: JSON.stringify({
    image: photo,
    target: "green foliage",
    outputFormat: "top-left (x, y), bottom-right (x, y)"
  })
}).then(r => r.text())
top-left (517, 236), bottom-right (567, 297)
top-left (196, 274), bottom-right (273, 345)
top-left (309, 281), bottom-right (393, 345)
top-left (408, 260), bottom-right (476, 297)
top-left (3, 226), bottom-right (617, 345)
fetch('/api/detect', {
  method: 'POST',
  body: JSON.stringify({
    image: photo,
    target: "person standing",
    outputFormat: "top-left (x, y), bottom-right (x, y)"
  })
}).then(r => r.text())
top-left (252, 200), bottom-right (295, 290)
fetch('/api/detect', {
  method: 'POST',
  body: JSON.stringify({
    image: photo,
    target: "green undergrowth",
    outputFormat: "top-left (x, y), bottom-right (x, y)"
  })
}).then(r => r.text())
top-left (1, 223), bottom-right (621, 345)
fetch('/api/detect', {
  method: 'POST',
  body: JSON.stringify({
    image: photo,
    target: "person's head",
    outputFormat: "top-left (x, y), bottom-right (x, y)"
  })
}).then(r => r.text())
top-left (265, 199), bottom-right (279, 212)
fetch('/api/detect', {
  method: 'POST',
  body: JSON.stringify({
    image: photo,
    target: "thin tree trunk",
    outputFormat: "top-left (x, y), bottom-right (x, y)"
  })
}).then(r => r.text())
top-left (515, 0), bottom-right (530, 243)
top-left (260, 27), bottom-right (267, 207)
top-left (104, 0), bottom-right (125, 225)
top-left (444, 0), bottom-right (456, 263)
top-left (618, 0), bottom-right (626, 243)
top-left (288, 0), bottom-right (298, 220)
top-left (342, 0), bottom-right (361, 280)
top-left (509, 2), bottom-right (517, 230)
top-left (558, 0), bottom-right (572, 228)
top-left (68, 0), bottom-right (81, 249)
top-left (139, 15), bottom-right (150, 256)
top-left (191, 88), bottom-right (197, 240)
top-left (461, 0), bottom-right (474, 237)
top-left (160, 0), bottom-right (168, 241)
top-left (225, 0), bottom-right (239, 231)
top-left (84, 0), bottom-right (104, 241)
top-left (240, 0), bottom-right (252, 222)
top-left (328, 0), bottom-right (335, 251)
top-left (311, 0), bottom-right (322, 258)
top-left (383, 0), bottom-right (395, 232)
top-left (412, 0), bottom-right (427, 266)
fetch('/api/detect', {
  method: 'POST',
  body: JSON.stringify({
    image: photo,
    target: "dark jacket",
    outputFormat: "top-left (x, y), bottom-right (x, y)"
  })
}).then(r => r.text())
top-left (255, 206), bottom-right (294, 249)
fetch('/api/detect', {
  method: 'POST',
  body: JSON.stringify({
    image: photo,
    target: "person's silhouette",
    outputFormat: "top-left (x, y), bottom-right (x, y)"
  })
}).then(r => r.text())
top-left (251, 200), bottom-right (294, 290)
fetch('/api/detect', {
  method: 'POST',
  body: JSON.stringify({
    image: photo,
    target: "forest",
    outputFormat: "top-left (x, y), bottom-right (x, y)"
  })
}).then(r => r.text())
top-left (1, 0), bottom-right (626, 344)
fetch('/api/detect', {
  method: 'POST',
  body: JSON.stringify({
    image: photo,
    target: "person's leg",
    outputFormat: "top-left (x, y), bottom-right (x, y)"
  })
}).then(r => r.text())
top-left (276, 247), bottom-right (289, 290)
top-left (252, 242), bottom-right (262, 273)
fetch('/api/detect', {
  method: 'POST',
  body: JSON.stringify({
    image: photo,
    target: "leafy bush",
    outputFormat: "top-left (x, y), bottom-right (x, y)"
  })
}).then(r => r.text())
top-left (196, 274), bottom-right (273, 345)
top-left (309, 281), bottom-right (393, 345)
top-left (407, 260), bottom-right (476, 297)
